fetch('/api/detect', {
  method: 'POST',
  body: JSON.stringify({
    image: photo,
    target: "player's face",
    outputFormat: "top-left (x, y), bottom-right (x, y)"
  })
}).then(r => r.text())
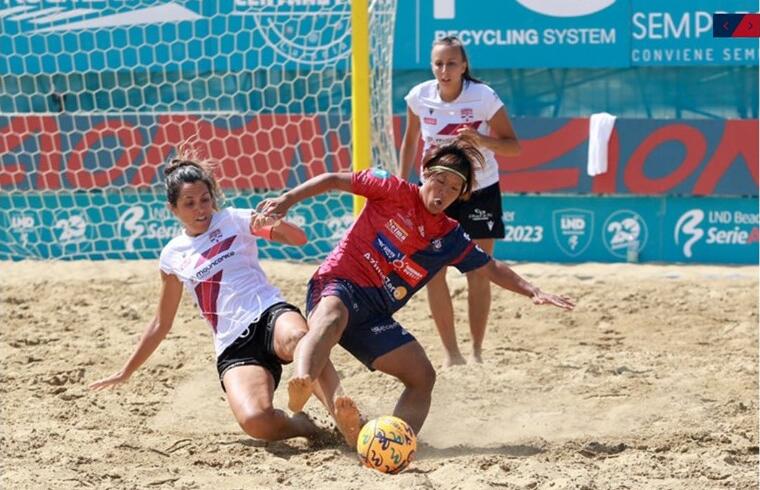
top-left (170, 181), bottom-right (215, 236)
top-left (431, 44), bottom-right (467, 90)
top-left (420, 171), bottom-right (465, 214)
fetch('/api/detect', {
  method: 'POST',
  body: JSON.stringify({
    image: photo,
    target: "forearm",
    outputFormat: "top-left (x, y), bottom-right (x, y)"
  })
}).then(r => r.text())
top-left (118, 318), bottom-right (170, 378)
top-left (398, 141), bottom-right (418, 181)
top-left (281, 173), bottom-right (350, 208)
top-left (484, 260), bottom-right (538, 298)
top-left (271, 221), bottom-right (307, 246)
top-left (478, 134), bottom-right (521, 156)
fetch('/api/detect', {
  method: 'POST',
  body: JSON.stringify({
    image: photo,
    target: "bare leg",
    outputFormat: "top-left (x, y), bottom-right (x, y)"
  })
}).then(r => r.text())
top-left (426, 268), bottom-right (465, 367)
top-left (223, 365), bottom-right (320, 441)
top-left (288, 296), bottom-right (349, 412)
top-left (372, 341), bottom-right (436, 435)
top-left (467, 238), bottom-right (495, 363)
top-left (310, 359), bottom-right (362, 446)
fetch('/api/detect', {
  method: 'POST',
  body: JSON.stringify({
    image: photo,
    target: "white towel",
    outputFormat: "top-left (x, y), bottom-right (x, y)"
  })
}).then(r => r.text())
top-left (587, 112), bottom-right (617, 176)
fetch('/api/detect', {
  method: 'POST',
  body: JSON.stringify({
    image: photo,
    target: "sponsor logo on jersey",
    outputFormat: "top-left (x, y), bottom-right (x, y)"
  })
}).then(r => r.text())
top-left (460, 108), bottom-right (474, 121)
top-left (423, 117), bottom-right (437, 125)
top-left (385, 219), bottom-right (409, 242)
top-left (209, 228), bottom-right (222, 243)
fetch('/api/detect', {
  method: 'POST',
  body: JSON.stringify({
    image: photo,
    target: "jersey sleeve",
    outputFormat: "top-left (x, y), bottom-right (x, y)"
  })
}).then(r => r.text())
top-left (352, 168), bottom-right (406, 202)
top-left (483, 84), bottom-right (505, 121)
top-left (228, 207), bottom-right (253, 234)
top-left (158, 244), bottom-right (176, 275)
top-left (448, 227), bottom-right (491, 273)
top-left (404, 83), bottom-right (423, 116)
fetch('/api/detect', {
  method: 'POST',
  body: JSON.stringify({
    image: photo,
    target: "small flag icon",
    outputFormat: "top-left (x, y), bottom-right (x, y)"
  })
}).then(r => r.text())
top-left (713, 13), bottom-right (760, 38)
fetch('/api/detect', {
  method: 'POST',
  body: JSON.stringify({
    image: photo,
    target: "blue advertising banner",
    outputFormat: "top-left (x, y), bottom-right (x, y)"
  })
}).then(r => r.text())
top-left (2, 1), bottom-right (756, 74)
top-left (394, 0), bottom-right (759, 69)
top-left (395, 0), bottom-right (630, 68)
top-left (0, 1), bottom-right (351, 74)
top-left (0, 191), bottom-right (353, 261)
top-left (2, 191), bottom-right (756, 264)
top-left (631, 0), bottom-right (759, 66)
top-left (496, 194), bottom-right (758, 263)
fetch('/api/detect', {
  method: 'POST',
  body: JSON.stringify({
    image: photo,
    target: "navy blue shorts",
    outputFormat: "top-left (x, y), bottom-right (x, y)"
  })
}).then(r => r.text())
top-left (306, 277), bottom-right (416, 370)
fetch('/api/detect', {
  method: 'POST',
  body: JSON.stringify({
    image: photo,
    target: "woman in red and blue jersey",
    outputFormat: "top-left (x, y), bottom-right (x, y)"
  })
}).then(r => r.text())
top-left (256, 137), bottom-right (574, 444)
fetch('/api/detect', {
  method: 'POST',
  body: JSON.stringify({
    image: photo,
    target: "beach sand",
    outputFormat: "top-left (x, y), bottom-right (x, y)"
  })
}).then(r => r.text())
top-left (2, 260), bottom-right (757, 489)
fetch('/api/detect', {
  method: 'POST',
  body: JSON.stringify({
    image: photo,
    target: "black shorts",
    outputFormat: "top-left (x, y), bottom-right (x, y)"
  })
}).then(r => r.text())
top-left (216, 302), bottom-right (302, 392)
top-left (445, 182), bottom-right (505, 239)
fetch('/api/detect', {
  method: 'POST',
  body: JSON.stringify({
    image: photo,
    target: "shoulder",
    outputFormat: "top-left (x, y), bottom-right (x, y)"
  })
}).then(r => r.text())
top-left (159, 236), bottom-right (187, 268)
top-left (465, 81), bottom-right (499, 99)
top-left (406, 80), bottom-right (437, 100)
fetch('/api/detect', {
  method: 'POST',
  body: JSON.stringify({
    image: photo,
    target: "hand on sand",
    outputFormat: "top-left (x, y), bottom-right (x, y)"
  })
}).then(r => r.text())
top-left (531, 290), bottom-right (575, 310)
top-left (88, 371), bottom-right (129, 391)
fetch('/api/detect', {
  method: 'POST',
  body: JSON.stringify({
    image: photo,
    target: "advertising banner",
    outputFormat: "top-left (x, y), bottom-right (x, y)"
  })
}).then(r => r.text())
top-left (495, 194), bottom-right (758, 263)
top-left (0, 1), bottom-right (352, 74)
top-left (0, 191), bottom-right (353, 261)
top-left (4, 114), bottom-right (755, 196)
top-left (395, 0), bottom-right (630, 68)
top-left (2, 192), bottom-right (756, 264)
top-left (395, 0), bottom-right (759, 68)
top-left (631, 0), bottom-right (759, 66)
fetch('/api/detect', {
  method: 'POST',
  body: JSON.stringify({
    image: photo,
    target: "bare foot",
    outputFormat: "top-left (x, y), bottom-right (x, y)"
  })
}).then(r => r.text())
top-left (334, 396), bottom-right (362, 448)
top-left (469, 351), bottom-right (483, 364)
top-left (288, 376), bottom-right (313, 412)
top-left (443, 353), bottom-right (466, 367)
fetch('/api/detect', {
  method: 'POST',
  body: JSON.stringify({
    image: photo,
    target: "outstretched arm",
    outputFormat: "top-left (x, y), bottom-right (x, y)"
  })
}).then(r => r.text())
top-left (89, 271), bottom-right (183, 390)
top-left (482, 259), bottom-right (575, 310)
top-left (398, 106), bottom-right (421, 181)
top-left (254, 173), bottom-right (353, 228)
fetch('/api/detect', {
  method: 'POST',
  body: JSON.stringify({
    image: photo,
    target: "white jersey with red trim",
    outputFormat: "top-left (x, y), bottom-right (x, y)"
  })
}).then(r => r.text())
top-left (159, 207), bottom-right (285, 357)
top-left (405, 79), bottom-right (504, 190)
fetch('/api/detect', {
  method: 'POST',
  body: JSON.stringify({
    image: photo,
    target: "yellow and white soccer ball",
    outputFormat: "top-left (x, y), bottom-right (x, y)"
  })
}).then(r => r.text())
top-left (356, 415), bottom-right (417, 474)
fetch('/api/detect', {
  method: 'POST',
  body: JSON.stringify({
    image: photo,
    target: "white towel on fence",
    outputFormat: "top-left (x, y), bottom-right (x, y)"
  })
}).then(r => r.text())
top-left (587, 112), bottom-right (617, 176)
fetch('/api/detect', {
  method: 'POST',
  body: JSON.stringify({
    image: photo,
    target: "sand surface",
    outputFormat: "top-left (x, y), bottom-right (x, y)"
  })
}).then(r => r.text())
top-left (2, 260), bottom-right (758, 489)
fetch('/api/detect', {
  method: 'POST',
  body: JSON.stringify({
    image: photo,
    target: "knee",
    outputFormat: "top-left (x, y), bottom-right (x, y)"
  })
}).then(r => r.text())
top-left (467, 268), bottom-right (491, 288)
top-left (404, 360), bottom-right (436, 393)
top-left (311, 306), bottom-right (347, 341)
top-left (281, 326), bottom-right (307, 357)
top-left (239, 408), bottom-right (278, 441)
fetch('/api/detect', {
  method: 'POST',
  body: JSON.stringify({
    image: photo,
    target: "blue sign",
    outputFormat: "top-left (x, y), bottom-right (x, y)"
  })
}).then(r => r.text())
top-left (395, 0), bottom-right (630, 69)
top-left (0, 191), bottom-right (353, 261)
top-left (3, 191), bottom-right (756, 264)
top-left (631, 0), bottom-right (759, 66)
top-left (0, 1), bottom-right (351, 74)
top-left (394, 0), bottom-right (759, 69)
top-left (496, 194), bottom-right (758, 263)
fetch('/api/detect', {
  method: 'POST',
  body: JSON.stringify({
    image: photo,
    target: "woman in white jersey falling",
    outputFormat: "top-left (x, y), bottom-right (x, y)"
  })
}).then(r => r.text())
top-left (399, 36), bottom-right (522, 367)
top-left (89, 146), bottom-right (360, 444)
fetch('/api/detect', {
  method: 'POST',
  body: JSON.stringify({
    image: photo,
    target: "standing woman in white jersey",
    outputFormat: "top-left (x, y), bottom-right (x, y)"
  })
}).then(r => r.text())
top-left (399, 36), bottom-right (522, 367)
top-left (89, 145), bottom-right (360, 444)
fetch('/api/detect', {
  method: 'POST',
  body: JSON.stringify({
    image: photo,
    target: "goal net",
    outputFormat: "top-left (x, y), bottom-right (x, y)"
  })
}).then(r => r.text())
top-left (0, 0), bottom-right (397, 261)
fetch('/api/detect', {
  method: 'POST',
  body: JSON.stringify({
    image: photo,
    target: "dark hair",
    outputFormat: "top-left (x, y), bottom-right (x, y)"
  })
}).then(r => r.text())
top-left (163, 143), bottom-right (221, 208)
top-left (432, 36), bottom-right (482, 84)
top-left (422, 134), bottom-right (485, 200)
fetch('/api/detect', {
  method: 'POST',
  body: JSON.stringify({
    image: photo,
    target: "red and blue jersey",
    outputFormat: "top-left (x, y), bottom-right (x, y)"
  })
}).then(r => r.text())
top-left (312, 169), bottom-right (491, 314)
